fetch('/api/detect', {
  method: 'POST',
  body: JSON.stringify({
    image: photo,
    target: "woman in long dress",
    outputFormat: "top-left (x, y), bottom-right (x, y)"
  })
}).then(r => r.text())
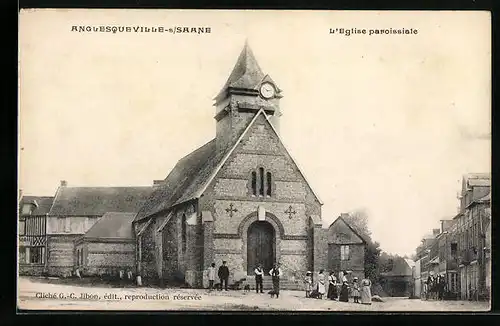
top-left (360, 278), bottom-right (372, 304)
top-left (339, 280), bottom-right (349, 302)
top-left (317, 269), bottom-right (326, 299)
top-left (351, 277), bottom-right (361, 303)
top-left (327, 271), bottom-right (338, 300)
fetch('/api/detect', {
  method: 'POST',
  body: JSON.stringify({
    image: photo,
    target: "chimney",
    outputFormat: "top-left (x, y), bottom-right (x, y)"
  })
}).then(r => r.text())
top-left (153, 180), bottom-right (163, 186)
top-left (432, 228), bottom-right (440, 236)
top-left (60, 180), bottom-right (68, 187)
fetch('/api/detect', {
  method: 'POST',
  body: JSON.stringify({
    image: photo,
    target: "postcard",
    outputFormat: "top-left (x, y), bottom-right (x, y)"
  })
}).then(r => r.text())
top-left (18, 9), bottom-right (491, 311)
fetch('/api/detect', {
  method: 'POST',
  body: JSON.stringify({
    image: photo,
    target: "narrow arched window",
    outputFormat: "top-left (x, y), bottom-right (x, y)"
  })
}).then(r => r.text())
top-left (251, 171), bottom-right (257, 196)
top-left (266, 172), bottom-right (272, 196)
top-left (259, 167), bottom-right (265, 196)
top-left (181, 214), bottom-right (187, 252)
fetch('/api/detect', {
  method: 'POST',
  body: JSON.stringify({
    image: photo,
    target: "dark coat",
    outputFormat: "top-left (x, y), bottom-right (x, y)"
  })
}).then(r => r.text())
top-left (340, 283), bottom-right (349, 302)
top-left (218, 265), bottom-right (229, 279)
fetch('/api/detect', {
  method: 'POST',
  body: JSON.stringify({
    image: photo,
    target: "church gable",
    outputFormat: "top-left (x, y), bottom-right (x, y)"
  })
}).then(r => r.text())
top-left (213, 111), bottom-right (321, 204)
top-left (327, 217), bottom-right (365, 245)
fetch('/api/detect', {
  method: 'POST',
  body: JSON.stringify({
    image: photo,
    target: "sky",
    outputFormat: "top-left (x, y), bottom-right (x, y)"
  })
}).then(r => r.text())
top-left (19, 10), bottom-right (491, 256)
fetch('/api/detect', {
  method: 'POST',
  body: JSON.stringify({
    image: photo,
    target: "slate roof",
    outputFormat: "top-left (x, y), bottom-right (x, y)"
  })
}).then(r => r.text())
top-left (49, 186), bottom-right (153, 216)
top-left (83, 212), bottom-right (136, 239)
top-left (328, 215), bottom-right (368, 244)
top-left (134, 139), bottom-right (226, 222)
top-left (19, 196), bottom-right (54, 216)
top-left (214, 41), bottom-right (267, 103)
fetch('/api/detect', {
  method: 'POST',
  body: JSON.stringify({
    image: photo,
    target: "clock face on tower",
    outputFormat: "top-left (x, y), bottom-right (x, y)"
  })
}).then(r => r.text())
top-left (259, 82), bottom-right (276, 99)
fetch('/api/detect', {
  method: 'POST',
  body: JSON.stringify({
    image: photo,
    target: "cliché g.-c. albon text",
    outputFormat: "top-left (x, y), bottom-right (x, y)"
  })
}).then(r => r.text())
top-left (330, 27), bottom-right (418, 36)
top-left (71, 25), bottom-right (211, 34)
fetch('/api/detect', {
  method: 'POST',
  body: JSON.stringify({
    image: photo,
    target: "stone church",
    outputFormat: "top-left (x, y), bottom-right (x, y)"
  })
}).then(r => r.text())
top-left (18, 42), bottom-right (366, 289)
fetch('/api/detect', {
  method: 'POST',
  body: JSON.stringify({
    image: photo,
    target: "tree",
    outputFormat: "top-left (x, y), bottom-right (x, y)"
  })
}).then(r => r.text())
top-left (344, 209), bottom-right (372, 240)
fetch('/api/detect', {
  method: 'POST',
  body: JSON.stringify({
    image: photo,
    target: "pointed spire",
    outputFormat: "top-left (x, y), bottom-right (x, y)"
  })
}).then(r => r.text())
top-left (214, 40), bottom-right (266, 103)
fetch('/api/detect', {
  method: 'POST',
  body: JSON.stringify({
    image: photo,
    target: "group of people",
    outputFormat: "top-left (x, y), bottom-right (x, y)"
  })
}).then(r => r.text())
top-left (424, 274), bottom-right (447, 300)
top-left (206, 260), bottom-right (282, 297)
top-left (206, 261), bottom-right (372, 304)
top-left (305, 269), bottom-right (372, 304)
top-left (206, 261), bottom-right (230, 291)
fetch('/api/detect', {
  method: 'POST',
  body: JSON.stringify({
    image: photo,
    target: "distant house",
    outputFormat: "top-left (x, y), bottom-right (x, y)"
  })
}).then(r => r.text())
top-left (18, 196), bottom-right (54, 275)
top-left (454, 173), bottom-right (491, 300)
top-left (380, 257), bottom-right (415, 297)
top-left (75, 212), bottom-right (137, 277)
top-left (325, 214), bottom-right (366, 281)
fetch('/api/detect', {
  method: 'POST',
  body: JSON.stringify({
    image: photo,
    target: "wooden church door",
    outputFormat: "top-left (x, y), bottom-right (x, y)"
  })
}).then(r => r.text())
top-left (247, 221), bottom-right (275, 275)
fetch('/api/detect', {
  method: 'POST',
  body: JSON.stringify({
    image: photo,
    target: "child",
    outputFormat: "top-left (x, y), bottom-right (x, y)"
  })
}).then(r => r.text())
top-left (304, 271), bottom-right (313, 298)
top-left (352, 277), bottom-right (361, 303)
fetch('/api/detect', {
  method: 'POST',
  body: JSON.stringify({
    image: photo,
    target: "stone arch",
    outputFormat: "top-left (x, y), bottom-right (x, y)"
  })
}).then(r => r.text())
top-left (239, 211), bottom-right (283, 275)
top-left (238, 211), bottom-right (285, 238)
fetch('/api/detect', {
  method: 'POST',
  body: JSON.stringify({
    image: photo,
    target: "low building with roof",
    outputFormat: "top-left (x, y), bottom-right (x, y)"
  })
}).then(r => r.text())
top-left (75, 212), bottom-right (137, 276)
top-left (379, 257), bottom-right (415, 297)
top-left (325, 214), bottom-right (366, 282)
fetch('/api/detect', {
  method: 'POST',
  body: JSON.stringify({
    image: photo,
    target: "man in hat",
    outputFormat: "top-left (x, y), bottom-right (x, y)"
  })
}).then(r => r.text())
top-left (218, 261), bottom-right (230, 291)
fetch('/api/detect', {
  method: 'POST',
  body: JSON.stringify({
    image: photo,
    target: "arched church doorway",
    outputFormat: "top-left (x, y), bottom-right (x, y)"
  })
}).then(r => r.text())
top-left (247, 221), bottom-right (275, 275)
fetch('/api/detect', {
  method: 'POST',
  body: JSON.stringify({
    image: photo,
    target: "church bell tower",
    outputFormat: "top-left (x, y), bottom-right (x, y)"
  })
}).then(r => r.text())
top-left (213, 41), bottom-right (283, 153)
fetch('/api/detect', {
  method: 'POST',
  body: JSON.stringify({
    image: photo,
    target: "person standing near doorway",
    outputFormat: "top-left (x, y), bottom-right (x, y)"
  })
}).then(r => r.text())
top-left (207, 262), bottom-right (216, 291)
top-left (269, 263), bottom-right (282, 298)
top-left (254, 264), bottom-right (264, 293)
top-left (218, 261), bottom-right (229, 291)
top-left (317, 269), bottom-right (326, 299)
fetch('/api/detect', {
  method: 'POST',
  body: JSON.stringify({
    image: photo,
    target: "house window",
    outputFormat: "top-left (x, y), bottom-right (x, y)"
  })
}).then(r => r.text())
top-left (251, 171), bottom-right (257, 196)
top-left (340, 245), bottom-right (350, 261)
top-left (259, 167), bottom-right (265, 196)
top-left (181, 214), bottom-right (187, 253)
top-left (451, 242), bottom-right (458, 257)
top-left (19, 219), bottom-right (25, 235)
top-left (22, 204), bottom-right (32, 215)
top-left (266, 172), bottom-right (272, 196)
top-left (251, 168), bottom-right (273, 197)
top-left (30, 247), bottom-right (44, 264)
top-left (78, 249), bottom-right (84, 266)
top-left (19, 247), bottom-right (26, 264)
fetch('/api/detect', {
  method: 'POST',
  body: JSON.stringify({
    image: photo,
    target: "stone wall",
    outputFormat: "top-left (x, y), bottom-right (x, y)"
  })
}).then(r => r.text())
top-left (19, 264), bottom-right (45, 276)
top-left (139, 221), bottom-right (157, 282)
top-left (327, 243), bottom-right (365, 276)
top-left (214, 200), bottom-right (308, 236)
top-left (83, 241), bottom-right (135, 276)
top-left (46, 234), bottom-right (80, 277)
